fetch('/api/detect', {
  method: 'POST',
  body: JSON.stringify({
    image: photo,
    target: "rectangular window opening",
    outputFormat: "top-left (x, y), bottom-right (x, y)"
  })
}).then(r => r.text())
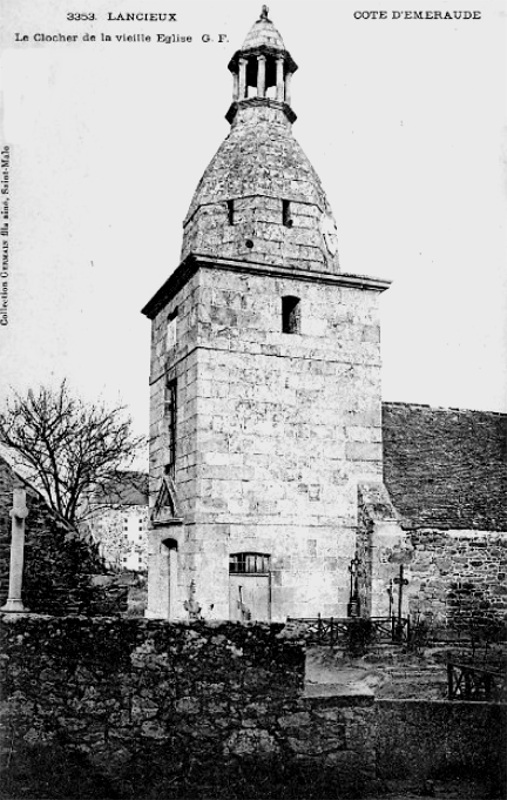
top-left (230, 552), bottom-right (271, 575)
top-left (282, 200), bottom-right (293, 228)
top-left (165, 379), bottom-right (177, 478)
top-left (227, 200), bottom-right (235, 225)
top-left (282, 296), bottom-right (301, 334)
top-left (166, 309), bottom-right (178, 350)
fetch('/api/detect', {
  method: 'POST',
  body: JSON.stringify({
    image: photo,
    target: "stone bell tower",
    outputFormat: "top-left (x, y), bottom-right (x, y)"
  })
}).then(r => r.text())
top-left (142, 7), bottom-right (391, 622)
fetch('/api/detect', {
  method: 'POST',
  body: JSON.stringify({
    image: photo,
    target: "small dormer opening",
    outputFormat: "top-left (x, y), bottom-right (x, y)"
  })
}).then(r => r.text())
top-left (282, 296), bottom-right (301, 334)
top-left (282, 200), bottom-right (293, 227)
top-left (227, 200), bottom-right (235, 225)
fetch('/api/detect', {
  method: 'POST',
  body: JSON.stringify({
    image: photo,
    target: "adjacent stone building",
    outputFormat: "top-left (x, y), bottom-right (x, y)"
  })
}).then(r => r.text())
top-left (142, 8), bottom-right (506, 626)
top-left (80, 473), bottom-right (149, 572)
top-left (382, 403), bottom-right (507, 630)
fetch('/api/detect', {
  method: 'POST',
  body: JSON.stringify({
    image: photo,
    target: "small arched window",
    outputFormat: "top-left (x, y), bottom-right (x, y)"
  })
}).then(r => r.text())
top-left (281, 296), bottom-right (301, 334)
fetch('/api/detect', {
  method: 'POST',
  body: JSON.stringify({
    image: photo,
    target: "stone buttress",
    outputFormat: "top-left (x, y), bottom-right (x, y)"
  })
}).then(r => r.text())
top-left (142, 8), bottom-right (404, 621)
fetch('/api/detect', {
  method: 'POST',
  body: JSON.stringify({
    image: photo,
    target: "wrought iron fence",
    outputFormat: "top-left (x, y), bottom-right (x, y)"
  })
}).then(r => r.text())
top-left (286, 614), bottom-right (410, 646)
top-left (286, 616), bottom-right (350, 646)
top-left (447, 661), bottom-right (506, 701)
top-left (370, 615), bottom-right (411, 644)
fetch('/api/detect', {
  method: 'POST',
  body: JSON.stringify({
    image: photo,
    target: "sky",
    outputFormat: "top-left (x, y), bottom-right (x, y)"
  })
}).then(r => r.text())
top-left (0, 0), bottom-right (506, 462)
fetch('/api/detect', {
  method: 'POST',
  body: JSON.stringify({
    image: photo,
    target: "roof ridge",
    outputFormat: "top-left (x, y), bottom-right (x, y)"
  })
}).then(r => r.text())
top-left (382, 401), bottom-right (507, 417)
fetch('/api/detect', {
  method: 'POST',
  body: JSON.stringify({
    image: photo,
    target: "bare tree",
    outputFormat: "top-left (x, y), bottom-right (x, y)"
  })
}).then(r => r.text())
top-left (0, 381), bottom-right (145, 526)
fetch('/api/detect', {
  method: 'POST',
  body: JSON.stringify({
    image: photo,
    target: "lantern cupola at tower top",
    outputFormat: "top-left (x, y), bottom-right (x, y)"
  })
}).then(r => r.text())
top-left (180, 6), bottom-right (341, 274)
top-left (226, 5), bottom-right (298, 122)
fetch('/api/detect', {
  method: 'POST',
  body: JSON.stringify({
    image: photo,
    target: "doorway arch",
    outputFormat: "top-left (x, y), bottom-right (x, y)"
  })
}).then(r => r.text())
top-left (161, 537), bottom-right (178, 619)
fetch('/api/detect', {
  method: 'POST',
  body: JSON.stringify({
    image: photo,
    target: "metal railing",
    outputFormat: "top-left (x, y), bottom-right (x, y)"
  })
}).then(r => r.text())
top-left (286, 614), bottom-right (410, 646)
top-left (447, 661), bottom-right (506, 701)
top-left (371, 615), bottom-right (411, 643)
top-left (286, 616), bottom-right (351, 646)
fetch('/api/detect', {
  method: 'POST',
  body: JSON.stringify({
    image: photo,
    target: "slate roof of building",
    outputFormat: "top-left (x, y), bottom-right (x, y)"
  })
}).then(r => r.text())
top-left (87, 471), bottom-right (149, 507)
top-left (382, 402), bottom-right (507, 531)
top-left (0, 445), bottom-right (149, 511)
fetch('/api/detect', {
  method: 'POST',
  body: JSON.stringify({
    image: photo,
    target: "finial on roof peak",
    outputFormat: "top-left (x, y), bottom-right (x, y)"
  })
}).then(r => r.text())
top-left (260, 5), bottom-right (270, 21)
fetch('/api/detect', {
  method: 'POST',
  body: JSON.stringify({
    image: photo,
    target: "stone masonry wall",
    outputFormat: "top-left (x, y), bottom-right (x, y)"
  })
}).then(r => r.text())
top-left (147, 268), bottom-right (200, 617)
top-left (376, 699), bottom-right (506, 792)
top-left (164, 265), bottom-right (384, 620)
top-left (356, 482), bottom-right (412, 619)
top-left (1, 617), bottom-right (505, 799)
top-left (406, 529), bottom-right (507, 630)
top-left (148, 263), bottom-right (384, 621)
top-left (148, 269), bottom-right (200, 515)
top-left (0, 616), bottom-right (378, 798)
top-left (0, 461), bottom-right (11, 597)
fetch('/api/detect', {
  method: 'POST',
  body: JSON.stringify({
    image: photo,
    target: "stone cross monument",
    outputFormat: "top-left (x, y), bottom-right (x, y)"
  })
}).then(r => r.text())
top-left (2, 478), bottom-right (29, 613)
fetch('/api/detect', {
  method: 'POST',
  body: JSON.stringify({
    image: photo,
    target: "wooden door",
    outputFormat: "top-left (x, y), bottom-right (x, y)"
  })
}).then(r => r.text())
top-left (229, 575), bottom-right (270, 622)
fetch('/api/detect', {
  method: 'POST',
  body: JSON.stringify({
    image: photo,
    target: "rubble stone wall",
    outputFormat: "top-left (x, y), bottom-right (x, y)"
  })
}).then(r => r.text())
top-left (407, 529), bottom-right (507, 630)
top-left (376, 699), bottom-right (506, 790)
top-left (1, 617), bottom-right (504, 798)
top-left (1, 616), bottom-right (375, 797)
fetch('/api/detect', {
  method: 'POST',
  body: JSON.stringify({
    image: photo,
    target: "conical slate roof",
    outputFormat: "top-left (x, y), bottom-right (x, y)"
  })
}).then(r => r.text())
top-left (180, 11), bottom-right (340, 274)
top-left (184, 111), bottom-right (329, 220)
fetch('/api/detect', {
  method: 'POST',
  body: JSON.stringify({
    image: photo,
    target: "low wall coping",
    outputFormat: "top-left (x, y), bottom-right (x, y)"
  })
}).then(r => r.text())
top-left (376, 698), bottom-right (507, 709)
top-left (303, 692), bottom-right (375, 708)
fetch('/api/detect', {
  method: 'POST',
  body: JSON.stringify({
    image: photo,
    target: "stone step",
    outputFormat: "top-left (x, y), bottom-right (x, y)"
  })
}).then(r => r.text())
top-left (388, 666), bottom-right (444, 676)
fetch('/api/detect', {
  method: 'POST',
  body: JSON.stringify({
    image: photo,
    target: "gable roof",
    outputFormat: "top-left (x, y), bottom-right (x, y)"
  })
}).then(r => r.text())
top-left (382, 402), bottom-right (507, 531)
top-left (86, 471), bottom-right (149, 507)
